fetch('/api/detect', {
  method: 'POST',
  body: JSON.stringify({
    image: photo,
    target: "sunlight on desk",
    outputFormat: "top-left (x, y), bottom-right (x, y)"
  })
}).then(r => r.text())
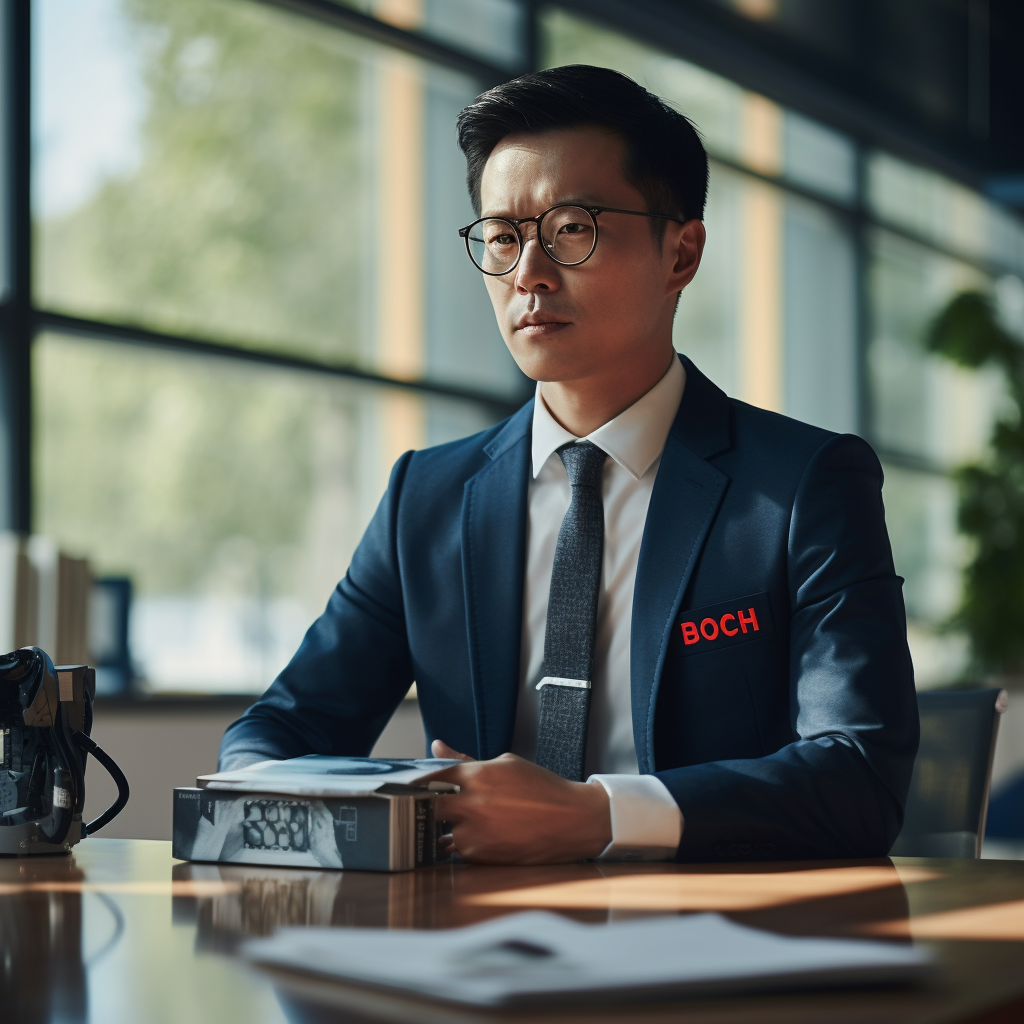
top-left (467, 865), bottom-right (942, 911)
top-left (864, 898), bottom-right (1024, 941)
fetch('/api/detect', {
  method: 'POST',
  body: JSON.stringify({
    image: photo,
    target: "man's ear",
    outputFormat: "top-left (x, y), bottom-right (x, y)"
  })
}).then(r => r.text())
top-left (666, 219), bottom-right (705, 297)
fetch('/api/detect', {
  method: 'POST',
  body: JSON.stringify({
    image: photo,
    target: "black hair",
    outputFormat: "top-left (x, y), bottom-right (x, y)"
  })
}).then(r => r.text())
top-left (456, 65), bottom-right (708, 223)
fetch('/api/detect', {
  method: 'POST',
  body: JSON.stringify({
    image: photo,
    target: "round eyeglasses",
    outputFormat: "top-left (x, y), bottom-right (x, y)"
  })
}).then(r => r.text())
top-left (458, 204), bottom-right (686, 276)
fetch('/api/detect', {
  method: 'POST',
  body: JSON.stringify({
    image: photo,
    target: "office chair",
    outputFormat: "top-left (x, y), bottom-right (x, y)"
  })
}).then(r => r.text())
top-left (890, 687), bottom-right (1008, 858)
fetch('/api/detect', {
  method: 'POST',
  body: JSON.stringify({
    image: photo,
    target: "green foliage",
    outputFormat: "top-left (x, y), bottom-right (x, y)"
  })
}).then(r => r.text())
top-left (35, 0), bottom-right (375, 597)
top-left (927, 291), bottom-right (1024, 673)
top-left (35, 336), bottom-right (326, 594)
top-left (39, 0), bottom-right (370, 362)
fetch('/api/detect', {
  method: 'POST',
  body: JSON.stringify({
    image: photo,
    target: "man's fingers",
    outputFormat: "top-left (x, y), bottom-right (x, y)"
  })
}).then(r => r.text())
top-left (433, 792), bottom-right (466, 824)
top-left (424, 740), bottom-right (475, 792)
top-left (431, 739), bottom-right (475, 761)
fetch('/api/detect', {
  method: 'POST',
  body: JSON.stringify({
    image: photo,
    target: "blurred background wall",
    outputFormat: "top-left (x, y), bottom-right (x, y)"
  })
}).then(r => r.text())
top-left (2, 0), bottom-right (1023, 843)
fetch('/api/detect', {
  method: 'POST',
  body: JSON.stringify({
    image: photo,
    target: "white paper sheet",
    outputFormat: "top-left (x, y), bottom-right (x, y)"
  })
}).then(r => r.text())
top-left (244, 909), bottom-right (932, 1007)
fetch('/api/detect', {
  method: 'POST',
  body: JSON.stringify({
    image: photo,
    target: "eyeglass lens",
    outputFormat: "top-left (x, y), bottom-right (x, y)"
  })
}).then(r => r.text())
top-left (466, 206), bottom-right (597, 274)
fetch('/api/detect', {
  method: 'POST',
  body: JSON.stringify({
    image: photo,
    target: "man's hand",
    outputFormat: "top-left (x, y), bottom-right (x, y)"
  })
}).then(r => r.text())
top-left (428, 740), bottom-right (612, 864)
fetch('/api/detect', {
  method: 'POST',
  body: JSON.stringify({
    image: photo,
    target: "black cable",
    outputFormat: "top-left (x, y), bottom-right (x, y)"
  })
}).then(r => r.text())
top-left (72, 733), bottom-right (130, 836)
top-left (51, 706), bottom-right (86, 823)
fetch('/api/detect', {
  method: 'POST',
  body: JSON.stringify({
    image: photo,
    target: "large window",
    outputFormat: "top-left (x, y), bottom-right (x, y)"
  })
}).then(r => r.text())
top-left (6, 1), bottom-right (1023, 694)
top-left (864, 156), bottom-right (1024, 677)
top-left (34, 0), bottom-right (522, 393)
top-left (25, 0), bottom-right (528, 693)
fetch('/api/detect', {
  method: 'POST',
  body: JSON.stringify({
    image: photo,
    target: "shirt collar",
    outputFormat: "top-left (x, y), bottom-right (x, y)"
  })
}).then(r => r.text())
top-left (531, 354), bottom-right (686, 480)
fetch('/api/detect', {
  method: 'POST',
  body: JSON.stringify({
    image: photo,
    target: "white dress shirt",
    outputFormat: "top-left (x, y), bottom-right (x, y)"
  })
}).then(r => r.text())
top-left (510, 355), bottom-right (686, 860)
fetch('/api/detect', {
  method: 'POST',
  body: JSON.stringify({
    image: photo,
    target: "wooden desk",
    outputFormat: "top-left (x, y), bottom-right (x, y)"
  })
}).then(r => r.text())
top-left (3, 839), bottom-right (1024, 1024)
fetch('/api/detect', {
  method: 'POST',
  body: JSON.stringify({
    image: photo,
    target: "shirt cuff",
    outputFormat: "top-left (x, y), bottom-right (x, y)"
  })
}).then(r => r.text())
top-left (587, 774), bottom-right (683, 861)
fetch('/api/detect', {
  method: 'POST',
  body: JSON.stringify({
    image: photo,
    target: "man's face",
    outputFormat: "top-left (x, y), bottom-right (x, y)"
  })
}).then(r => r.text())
top-left (477, 126), bottom-right (695, 384)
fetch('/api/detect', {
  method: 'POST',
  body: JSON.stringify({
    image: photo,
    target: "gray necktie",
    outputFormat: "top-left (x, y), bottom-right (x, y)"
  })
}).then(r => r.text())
top-left (535, 440), bottom-right (608, 781)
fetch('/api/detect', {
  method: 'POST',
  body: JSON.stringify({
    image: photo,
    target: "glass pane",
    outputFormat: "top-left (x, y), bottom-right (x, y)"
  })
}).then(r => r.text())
top-left (674, 165), bottom-right (857, 433)
top-left (34, 333), bottom-right (498, 694)
top-left (868, 151), bottom-right (1024, 276)
top-left (542, 6), bottom-right (855, 203)
top-left (673, 166), bottom-right (743, 397)
top-left (782, 193), bottom-right (857, 432)
top-left (868, 229), bottom-right (1003, 468)
top-left (782, 111), bottom-right (856, 204)
top-left (33, 0), bottom-right (524, 398)
top-left (881, 461), bottom-right (968, 685)
top-left (334, 0), bottom-right (527, 71)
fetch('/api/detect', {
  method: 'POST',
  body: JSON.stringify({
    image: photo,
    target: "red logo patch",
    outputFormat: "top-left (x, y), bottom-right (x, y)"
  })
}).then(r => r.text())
top-left (676, 594), bottom-right (773, 655)
top-left (682, 607), bottom-right (759, 645)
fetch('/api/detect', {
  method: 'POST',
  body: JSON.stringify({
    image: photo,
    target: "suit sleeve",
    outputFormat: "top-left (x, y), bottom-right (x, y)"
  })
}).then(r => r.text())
top-left (218, 452), bottom-right (417, 770)
top-left (655, 433), bottom-right (920, 860)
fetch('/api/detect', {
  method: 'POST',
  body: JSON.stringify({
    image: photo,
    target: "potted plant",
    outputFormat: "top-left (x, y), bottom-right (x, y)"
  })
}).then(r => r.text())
top-left (927, 291), bottom-right (1024, 687)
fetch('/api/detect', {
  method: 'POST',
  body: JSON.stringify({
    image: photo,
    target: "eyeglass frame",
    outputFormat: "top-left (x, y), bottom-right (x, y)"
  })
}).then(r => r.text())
top-left (457, 203), bottom-right (687, 276)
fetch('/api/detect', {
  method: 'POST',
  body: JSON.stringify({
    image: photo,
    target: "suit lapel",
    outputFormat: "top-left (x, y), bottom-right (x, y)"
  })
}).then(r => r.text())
top-left (631, 357), bottom-right (732, 773)
top-left (461, 402), bottom-right (532, 759)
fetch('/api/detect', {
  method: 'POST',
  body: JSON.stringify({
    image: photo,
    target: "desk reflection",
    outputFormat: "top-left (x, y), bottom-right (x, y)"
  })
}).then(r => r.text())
top-left (0, 859), bottom-right (88, 1023)
top-left (173, 862), bottom-right (432, 952)
top-left (171, 858), bottom-right (915, 955)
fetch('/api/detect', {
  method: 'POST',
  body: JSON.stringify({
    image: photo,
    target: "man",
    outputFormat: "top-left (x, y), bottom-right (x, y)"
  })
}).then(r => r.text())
top-left (220, 65), bottom-right (918, 865)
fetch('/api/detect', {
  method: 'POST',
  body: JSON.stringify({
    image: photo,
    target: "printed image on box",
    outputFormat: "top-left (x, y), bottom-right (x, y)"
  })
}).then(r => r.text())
top-left (178, 756), bottom-right (453, 871)
top-left (242, 799), bottom-right (310, 852)
top-left (173, 786), bottom-right (439, 871)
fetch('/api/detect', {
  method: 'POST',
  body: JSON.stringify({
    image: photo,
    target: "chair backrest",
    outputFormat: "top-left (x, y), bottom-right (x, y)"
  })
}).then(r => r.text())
top-left (890, 687), bottom-right (1008, 858)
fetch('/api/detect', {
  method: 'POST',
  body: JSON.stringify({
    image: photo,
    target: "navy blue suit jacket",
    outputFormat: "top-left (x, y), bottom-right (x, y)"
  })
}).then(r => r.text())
top-left (221, 355), bottom-right (919, 861)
